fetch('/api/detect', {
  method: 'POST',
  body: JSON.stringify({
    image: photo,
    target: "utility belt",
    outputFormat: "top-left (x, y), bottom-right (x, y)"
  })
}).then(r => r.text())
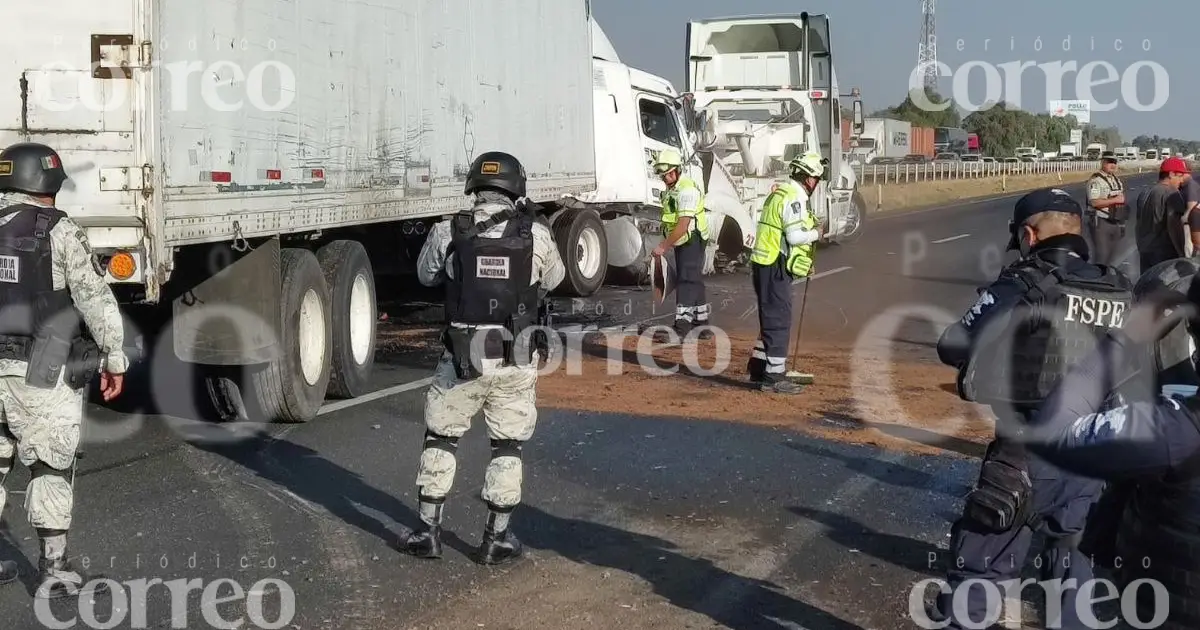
top-left (1091, 206), bottom-right (1129, 225)
top-left (441, 315), bottom-right (550, 380)
top-left (0, 332), bottom-right (102, 390)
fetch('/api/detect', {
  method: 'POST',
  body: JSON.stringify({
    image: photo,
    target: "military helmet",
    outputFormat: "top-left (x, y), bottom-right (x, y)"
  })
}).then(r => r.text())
top-left (0, 142), bottom-right (68, 196)
top-left (652, 148), bottom-right (684, 174)
top-left (464, 151), bottom-right (527, 198)
top-left (788, 151), bottom-right (825, 179)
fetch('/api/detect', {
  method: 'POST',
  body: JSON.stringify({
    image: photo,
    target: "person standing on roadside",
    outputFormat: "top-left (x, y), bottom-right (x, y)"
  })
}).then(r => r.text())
top-left (1134, 157), bottom-right (1191, 274)
top-left (1084, 151), bottom-right (1132, 276)
top-left (1182, 172), bottom-right (1200, 256)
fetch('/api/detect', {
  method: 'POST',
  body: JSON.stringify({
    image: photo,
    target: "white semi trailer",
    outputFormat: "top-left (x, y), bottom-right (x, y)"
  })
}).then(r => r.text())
top-left (3, 0), bottom-right (756, 424)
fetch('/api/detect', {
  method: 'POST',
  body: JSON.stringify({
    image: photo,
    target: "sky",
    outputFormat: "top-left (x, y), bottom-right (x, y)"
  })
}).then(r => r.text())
top-left (591, 0), bottom-right (1198, 141)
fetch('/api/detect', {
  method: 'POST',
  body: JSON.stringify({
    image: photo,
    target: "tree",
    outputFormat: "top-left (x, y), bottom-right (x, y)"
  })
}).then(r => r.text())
top-left (960, 102), bottom-right (1079, 157)
top-left (1131, 135), bottom-right (1200, 156)
top-left (872, 88), bottom-right (961, 128)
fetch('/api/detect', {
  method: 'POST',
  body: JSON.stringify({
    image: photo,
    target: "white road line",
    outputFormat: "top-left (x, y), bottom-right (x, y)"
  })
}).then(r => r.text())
top-left (932, 233), bottom-right (970, 244)
top-left (318, 313), bottom-right (680, 415)
top-left (792, 265), bottom-right (853, 285)
top-left (317, 377), bottom-right (434, 415)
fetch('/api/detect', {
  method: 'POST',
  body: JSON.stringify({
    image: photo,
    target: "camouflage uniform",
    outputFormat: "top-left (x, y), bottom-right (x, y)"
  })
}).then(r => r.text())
top-left (406, 190), bottom-right (564, 561)
top-left (414, 192), bottom-right (564, 506)
top-left (0, 191), bottom-right (127, 594)
top-left (1085, 170), bottom-right (1134, 277)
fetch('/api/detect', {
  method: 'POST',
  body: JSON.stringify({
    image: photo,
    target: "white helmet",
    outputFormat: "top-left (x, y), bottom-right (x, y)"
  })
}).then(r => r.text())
top-left (789, 151), bottom-right (825, 179)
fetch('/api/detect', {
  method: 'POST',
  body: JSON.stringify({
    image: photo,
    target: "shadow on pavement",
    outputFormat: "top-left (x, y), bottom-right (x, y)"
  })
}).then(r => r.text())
top-left (868, 422), bottom-right (987, 459)
top-left (190, 435), bottom-right (420, 547)
top-left (788, 506), bottom-right (942, 577)
top-left (517, 504), bottom-right (865, 630)
top-left (782, 441), bottom-right (970, 497)
top-left (0, 524), bottom-right (37, 594)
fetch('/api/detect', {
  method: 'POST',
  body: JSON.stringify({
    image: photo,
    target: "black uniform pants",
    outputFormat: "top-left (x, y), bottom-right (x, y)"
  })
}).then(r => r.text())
top-left (935, 440), bottom-right (1104, 629)
top-left (674, 236), bottom-right (709, 328)
top-left (748, 257), bottom-right (792, 382)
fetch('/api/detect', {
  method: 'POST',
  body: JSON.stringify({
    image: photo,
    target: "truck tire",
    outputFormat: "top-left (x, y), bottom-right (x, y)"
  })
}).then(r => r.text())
top-left (554, 207), bottom-right (607, 296)
top-left (249, 248), bottom-right (333, 423)
top-left (317, 240), bottom-right (376, 399)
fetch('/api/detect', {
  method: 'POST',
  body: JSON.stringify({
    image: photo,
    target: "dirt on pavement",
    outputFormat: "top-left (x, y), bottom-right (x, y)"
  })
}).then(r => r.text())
top-left (537, 329), bottom-right (992, 459)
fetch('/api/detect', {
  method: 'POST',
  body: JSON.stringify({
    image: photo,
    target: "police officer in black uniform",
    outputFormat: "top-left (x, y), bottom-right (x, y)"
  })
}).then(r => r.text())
top-left (933, 188), bottom-right (1133, 628)
top-left (1025, 272), bottom-right (1200, 629)
top-left (402, 151), bottom-right (564, 565)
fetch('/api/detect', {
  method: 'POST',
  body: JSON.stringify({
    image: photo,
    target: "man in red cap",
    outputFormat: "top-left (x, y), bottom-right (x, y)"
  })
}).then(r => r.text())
top-left (1134, 156), bottom-right (1191, 274)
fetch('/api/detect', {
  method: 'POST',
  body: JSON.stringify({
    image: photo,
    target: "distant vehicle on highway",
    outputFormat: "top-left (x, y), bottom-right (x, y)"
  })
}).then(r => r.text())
top-left (933, 152), bottom-right (960, 162)
top-left (1002, 157), bottom-right (1021, 163)
top-left (900, 154), bottom-right (929, 164)
top-left (982, 157), bottom-right (998, 163)
top-left (960, 154), bottom-right (982, 162)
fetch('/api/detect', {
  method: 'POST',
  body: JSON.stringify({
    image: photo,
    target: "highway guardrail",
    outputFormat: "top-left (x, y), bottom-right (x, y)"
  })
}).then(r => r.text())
top-left (852, 159), bottom-right (1166, 184)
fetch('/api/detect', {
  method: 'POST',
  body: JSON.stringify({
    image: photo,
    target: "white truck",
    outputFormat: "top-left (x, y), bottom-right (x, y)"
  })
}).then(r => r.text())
top-left (684, 12), bottom-right (867, 247)
top-left (1085, 143), bottom-right (1107, 160)
top-left (850, 118), bottom-right (910, 164)
top-left (1015, 147), bottom-right (1040, 162)
top-left (3, 0), bottom-right (758, 424)
top-left (1058, 144), bottom-right (1078, 160)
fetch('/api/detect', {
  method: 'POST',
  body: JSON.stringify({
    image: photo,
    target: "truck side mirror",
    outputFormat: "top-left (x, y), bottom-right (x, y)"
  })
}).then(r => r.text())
top-left (852, 100), bottom-right (864, 135)
top-left (693, 109), bottom-right (717, 151)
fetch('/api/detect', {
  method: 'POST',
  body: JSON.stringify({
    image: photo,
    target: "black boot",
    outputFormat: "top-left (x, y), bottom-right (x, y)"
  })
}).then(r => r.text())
top-left (399, 499), bottom-right (444, 559)
top-left (0, 559), bottom-right (17, 586)
top-left (474, 509), bottom-right (523, 566)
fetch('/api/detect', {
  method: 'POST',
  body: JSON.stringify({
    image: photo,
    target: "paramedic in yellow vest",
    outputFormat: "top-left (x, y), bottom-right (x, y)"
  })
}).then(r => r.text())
top-left (747, 152), bottom-right (824, 394)
top-left (650, 148), bottom-right (713, 340)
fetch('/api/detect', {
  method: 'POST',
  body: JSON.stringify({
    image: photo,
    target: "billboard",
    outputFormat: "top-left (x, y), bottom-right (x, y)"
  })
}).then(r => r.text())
top-left (1049, 100), bottom-right (1091, 124)
top-left (1069, 129), bottom-right (1083, 143)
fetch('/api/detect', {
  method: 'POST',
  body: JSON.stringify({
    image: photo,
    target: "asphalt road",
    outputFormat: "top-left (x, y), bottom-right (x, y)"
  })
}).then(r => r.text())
top-left (0, 174), bottom-right (1158, 629)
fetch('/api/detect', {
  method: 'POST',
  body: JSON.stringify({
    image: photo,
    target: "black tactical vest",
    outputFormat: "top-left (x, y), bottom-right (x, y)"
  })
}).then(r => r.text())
top-left (966, 255), bottom-right (1132, 410)
top-left (1110, 397), bottom-right (1200, 629)
top-left (444, 206), bottom-right (539, 331)
top-left (0, 204), bottom-right (76, 358)
top-left (1090, 171), bottom-right (1129, 222)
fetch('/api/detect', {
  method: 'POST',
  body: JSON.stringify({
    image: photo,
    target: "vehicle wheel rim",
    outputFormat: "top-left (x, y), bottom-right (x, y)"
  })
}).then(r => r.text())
top-left (576, 226), bottom-right (602, 279)
top-left (298, 288), bottom-right (326, 386)
top-left (349, 273), bottom-right (373, 366)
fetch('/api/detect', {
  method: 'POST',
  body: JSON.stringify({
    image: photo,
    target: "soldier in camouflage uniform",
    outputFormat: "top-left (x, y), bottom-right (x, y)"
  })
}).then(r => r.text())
top-left (400, 152), bottom-right (564, 565)
top-left (0, 143), bottom-right (126, 599)
top-left (1085, 151), bottom-right (1134, 279)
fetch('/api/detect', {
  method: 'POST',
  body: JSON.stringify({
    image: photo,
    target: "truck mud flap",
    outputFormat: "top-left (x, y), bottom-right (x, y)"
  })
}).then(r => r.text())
top-left (172, 238), bottom-right (283, 365)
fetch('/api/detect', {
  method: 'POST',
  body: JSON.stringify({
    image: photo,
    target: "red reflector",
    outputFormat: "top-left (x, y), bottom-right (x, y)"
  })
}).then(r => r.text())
top-left (265, 169), bottom-right (281, 180)
top-left (310, 169), bottom-right (324, 179)
top-left (202, 171), bottom-right (232, 183)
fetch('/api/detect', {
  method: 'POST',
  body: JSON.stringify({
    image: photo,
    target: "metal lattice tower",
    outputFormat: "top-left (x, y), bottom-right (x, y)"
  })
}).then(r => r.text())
top-left (917, 0), bottom-right (938, 91)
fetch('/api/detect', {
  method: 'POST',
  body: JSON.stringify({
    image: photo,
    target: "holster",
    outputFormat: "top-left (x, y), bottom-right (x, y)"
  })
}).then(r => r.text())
top-left (25, 327), bottom-right (72, 390)
top-left (442, 327), bottom-right (483, 380)
top-left (65, 336), bottom-right (101, 390)
top-left (532, 301), bottom-right (554, 357)
top-left (963, 438), bottom-right (1033, 533)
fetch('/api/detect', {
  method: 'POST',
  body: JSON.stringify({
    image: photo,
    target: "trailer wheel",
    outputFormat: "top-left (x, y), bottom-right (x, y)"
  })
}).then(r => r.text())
top-left (317, 240), bottom-right (376, 399)
top-left (833, 193), bottom-right (868, 245)
top-left (554, 207), bottom-right (608, 296)
top-left (249, 248), bottom-right (332, 423)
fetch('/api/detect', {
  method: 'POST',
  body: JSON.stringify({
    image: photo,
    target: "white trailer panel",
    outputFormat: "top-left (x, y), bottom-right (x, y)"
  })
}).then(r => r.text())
top-left (5, 0), bottom-right (596, 288)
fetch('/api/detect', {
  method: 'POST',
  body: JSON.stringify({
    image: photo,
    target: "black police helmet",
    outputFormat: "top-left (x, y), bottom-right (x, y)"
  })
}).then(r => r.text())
top-left (0, 142), bottom-right (68, 196)
top-left (464, 151), bottom-right (527, 199)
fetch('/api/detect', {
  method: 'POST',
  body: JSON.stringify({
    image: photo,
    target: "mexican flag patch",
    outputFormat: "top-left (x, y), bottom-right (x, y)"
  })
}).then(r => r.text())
top-left (40, 155), bottom-right (60, 170)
